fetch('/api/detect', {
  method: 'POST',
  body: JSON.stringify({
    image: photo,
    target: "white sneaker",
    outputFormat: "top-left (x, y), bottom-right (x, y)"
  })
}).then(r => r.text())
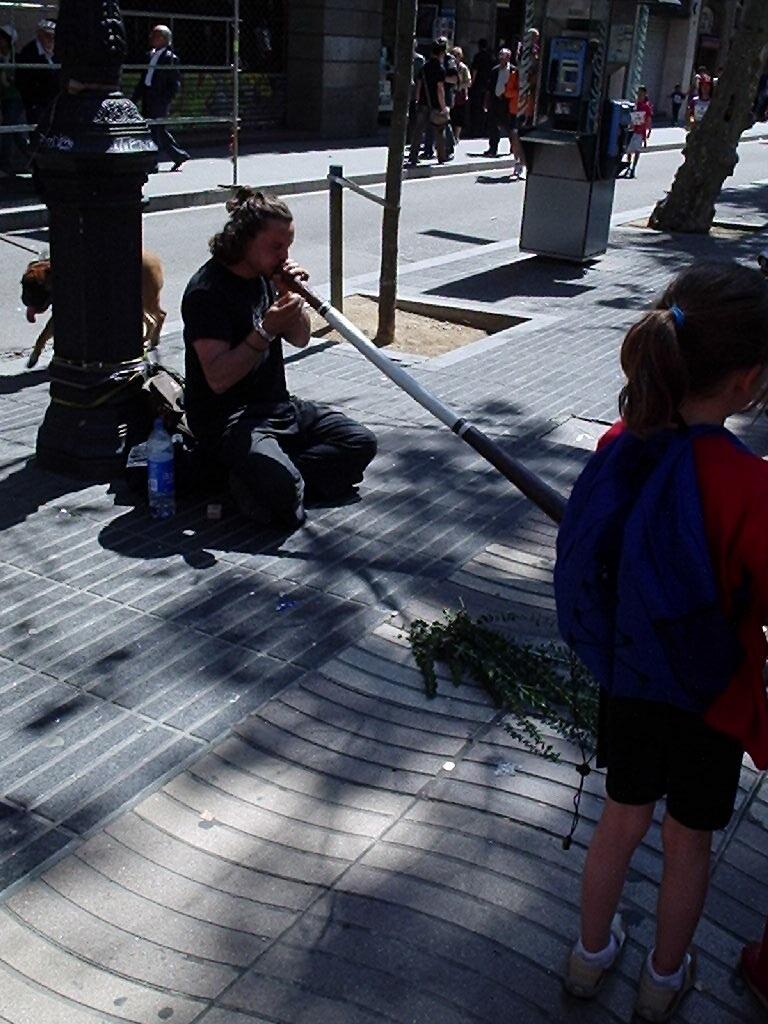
top-left (635, 950), bottom-right (696, 1022)
top-left (563, 914), bottom-right (626, 999)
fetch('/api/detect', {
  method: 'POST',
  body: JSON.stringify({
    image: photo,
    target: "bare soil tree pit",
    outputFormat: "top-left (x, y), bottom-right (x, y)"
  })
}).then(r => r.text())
top-left (309, 294), bottom-right (489, 358)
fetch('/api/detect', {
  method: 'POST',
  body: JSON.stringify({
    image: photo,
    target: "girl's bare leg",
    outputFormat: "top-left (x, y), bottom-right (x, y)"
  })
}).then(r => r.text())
top-left (580, 797), bottom-right (655, 951)
top-left (653, 814), bottom-right (711, 973)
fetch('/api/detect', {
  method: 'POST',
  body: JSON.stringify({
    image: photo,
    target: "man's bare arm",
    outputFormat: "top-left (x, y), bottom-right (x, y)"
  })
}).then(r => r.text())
top-left (193, 334), bottom-right (268, 395)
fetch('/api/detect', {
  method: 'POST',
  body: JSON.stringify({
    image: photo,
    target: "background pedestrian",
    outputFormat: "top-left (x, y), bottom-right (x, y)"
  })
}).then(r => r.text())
top-left (132, 24), bottom-right (189, 172)
top-left (450, 46), bottom-right (470, 142)
top-left (15, 19), bottom-right (56, 128)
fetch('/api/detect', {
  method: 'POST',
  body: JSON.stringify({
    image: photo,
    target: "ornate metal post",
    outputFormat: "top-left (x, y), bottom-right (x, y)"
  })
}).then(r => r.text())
top-left (34, 0), bottom-right (157, 478)
top-left (517, 0), bottom-right (542, 126)
top-left (627, 2), bottom-right (650, 100)
top-left (585, 0), bottom-right (610, 135)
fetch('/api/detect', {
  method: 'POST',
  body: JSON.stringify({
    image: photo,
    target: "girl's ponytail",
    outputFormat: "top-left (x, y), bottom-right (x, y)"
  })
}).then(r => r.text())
top-left (619, 309), bottom-right (688, 436)
top-left (618, 261), bottom-right (768, 436)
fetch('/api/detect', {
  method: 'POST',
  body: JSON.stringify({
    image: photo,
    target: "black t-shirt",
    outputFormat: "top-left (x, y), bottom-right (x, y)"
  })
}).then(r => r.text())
top-left (421, 57), bottom-right (445, 110)
top-left (182, 258), bottom-right (291, 439)
top-left (471, 49), bottom-right (493, 92)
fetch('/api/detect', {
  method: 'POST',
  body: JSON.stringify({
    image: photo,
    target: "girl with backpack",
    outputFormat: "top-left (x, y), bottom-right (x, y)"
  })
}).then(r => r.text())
top-left (555, 261), bottom-right (768, 1022)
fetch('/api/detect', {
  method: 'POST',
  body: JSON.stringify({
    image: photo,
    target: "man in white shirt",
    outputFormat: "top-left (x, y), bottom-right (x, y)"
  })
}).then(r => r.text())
top-left (132, 24), bottom-right (189, 172)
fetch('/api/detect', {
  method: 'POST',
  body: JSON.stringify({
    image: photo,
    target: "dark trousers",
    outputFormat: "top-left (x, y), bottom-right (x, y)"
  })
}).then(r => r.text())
top-left (423, 118), bottom-right (455, 157)
top-left (469, 89), bottom-right (487, 137)
top-left (143, 98), bottom-right (188, 165)
top-left (220, 399), bottom-right (377, 518)
top-left (488, 97), bottom-right (512, 154)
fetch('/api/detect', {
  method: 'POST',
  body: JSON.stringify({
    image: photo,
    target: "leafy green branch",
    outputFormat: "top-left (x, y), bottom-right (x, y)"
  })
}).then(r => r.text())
top-left (408, 608), bottom-right (599, 764)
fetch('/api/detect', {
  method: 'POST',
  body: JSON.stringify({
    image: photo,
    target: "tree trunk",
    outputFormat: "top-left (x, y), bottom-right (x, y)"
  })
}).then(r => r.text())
top-left (374, 0), bottom-right (417, 347)
top-left (649, 0), bottom-right (768, 234)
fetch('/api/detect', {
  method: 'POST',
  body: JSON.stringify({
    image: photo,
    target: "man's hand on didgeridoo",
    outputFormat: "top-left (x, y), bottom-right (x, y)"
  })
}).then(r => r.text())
top-left (273, 260), bottom-right (310, 296)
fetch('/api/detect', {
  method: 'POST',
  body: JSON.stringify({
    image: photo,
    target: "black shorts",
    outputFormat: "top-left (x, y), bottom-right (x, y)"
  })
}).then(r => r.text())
top-left (596, 696), bottom-right (743, 831)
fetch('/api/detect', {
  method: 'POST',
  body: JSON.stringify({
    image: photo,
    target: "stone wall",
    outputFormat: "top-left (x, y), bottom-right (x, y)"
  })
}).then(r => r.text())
top-left (455, 0), bottom-right (496, 55)
top-left (286, 0), bottom-right (384, 137)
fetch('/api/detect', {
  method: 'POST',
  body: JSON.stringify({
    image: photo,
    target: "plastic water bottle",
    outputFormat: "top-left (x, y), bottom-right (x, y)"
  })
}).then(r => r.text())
top-left (146, 417), bottom-right (175, 519)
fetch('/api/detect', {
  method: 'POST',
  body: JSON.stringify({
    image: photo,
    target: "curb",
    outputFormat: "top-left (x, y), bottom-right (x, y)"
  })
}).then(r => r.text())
top-left (2, 130), bottom-right (767, 234)
top-left (0, 154), bottom-right (522, 233)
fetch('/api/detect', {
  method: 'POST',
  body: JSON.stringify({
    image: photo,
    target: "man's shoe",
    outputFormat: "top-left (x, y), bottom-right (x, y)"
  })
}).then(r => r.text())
top-left (563, 915), bottom-right (626, 999)
top-left (482, 149), bottom-right (498, 157)
top-left (170, 152), bottom-right (190, 172)
top-left (228, 472), bottom-right (273, 528)
top-left (741, 943), bottom-right (768, 1012)
top-left (274, 500), bottom-right (306, 530)
top-left (634, 951), bottom-right (696, 1022)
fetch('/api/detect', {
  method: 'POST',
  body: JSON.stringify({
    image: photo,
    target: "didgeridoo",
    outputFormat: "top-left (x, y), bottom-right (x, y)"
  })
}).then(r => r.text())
top-left (286, 274), bottom-right (567, 525)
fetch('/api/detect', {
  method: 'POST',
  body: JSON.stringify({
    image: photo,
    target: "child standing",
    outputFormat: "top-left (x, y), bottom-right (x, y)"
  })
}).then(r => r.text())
top-left (625, 85), bottom-right (653, 177)
top-left (555, 262), bottom-right (768, 1022)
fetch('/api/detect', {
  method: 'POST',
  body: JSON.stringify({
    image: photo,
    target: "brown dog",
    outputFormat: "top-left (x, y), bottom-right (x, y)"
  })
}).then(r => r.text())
top-left (22, 250), bottom-right (166, 368)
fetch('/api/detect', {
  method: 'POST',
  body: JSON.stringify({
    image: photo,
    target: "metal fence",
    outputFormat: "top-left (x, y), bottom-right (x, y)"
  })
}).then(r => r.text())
top-left (0, 0), bottom-right (287, 179)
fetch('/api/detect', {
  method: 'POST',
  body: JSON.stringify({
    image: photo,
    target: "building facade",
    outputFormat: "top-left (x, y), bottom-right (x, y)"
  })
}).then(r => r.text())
top-left (629, 0), bottom-right (748, 119)
top-left (277, 0), bottom-right (751, 133)
top-left (2, 0), bottom-right (756, 138)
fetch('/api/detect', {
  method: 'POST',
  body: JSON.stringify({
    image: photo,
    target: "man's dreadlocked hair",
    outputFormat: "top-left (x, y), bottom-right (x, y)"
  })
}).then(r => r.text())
top-left (209, 187), bottom-right (293, 265)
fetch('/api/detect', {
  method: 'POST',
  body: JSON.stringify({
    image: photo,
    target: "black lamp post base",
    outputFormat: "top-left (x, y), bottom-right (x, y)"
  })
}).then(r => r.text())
top-left (36, 395), bottom-right (149, 480)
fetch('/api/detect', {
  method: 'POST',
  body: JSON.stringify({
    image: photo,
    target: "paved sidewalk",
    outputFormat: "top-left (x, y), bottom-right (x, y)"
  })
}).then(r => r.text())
top-left (2, 122), bottom-right (768, 230)
top-left (1, 213), bottom-right (767, 1023)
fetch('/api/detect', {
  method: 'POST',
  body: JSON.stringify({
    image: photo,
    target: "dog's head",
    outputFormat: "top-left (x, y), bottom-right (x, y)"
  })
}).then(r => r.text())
top-left (21, 258), bottom-right (52, 322)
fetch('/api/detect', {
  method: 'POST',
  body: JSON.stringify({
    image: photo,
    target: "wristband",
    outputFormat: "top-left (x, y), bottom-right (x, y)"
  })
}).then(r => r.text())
top-left (254, 319), bottom-right (275, 346)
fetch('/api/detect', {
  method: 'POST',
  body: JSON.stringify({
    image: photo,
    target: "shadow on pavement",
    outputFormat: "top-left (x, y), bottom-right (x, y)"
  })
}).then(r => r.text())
top-left (0, 368), bottom-right (49, 396)
top-left (425, 258), bottom-right (594, 303)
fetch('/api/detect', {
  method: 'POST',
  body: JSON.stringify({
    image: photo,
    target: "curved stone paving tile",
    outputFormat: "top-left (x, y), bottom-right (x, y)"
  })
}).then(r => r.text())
top-left (1, 526), bottom-right (766, 1024)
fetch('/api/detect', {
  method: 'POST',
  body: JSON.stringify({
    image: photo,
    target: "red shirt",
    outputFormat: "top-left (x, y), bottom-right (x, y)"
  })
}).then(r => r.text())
top-left (599, 422), bottom-right (768, 768)
top-left (631, 98), bottom-right (654, 137)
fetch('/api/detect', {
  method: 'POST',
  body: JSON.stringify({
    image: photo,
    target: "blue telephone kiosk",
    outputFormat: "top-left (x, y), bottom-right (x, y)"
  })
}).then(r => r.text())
top-left (547, 37), bottom-right (589, 130)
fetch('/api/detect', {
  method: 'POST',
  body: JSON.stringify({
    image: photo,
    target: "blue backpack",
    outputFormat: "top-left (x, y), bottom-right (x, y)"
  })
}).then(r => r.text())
top-left (554, 425), bottom-right (749, 713)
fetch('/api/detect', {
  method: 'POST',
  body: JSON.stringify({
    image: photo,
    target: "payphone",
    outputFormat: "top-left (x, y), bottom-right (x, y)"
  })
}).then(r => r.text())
top-left (546, 37), bottom-right (589, 129)
top-left (518, 0), bottom-right (680, 261)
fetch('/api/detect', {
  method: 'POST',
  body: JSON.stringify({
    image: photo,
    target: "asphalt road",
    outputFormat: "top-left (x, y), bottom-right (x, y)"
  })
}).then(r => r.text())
top-left (1, 138), bottom-right (767, 358)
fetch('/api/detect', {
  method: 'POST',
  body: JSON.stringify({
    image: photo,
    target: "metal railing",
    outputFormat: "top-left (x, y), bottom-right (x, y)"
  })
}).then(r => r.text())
top-left (328, 164), bottom-right (388, 314)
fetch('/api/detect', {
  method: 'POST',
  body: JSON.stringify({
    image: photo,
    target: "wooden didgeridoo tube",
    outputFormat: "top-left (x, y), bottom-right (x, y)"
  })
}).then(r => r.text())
top-left (285, 274), bottom-right (567, 525)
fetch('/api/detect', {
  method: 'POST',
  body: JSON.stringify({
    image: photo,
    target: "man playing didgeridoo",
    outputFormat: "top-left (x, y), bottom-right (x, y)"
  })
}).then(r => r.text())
top-left (182, 188), bottom-right (377, 528)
